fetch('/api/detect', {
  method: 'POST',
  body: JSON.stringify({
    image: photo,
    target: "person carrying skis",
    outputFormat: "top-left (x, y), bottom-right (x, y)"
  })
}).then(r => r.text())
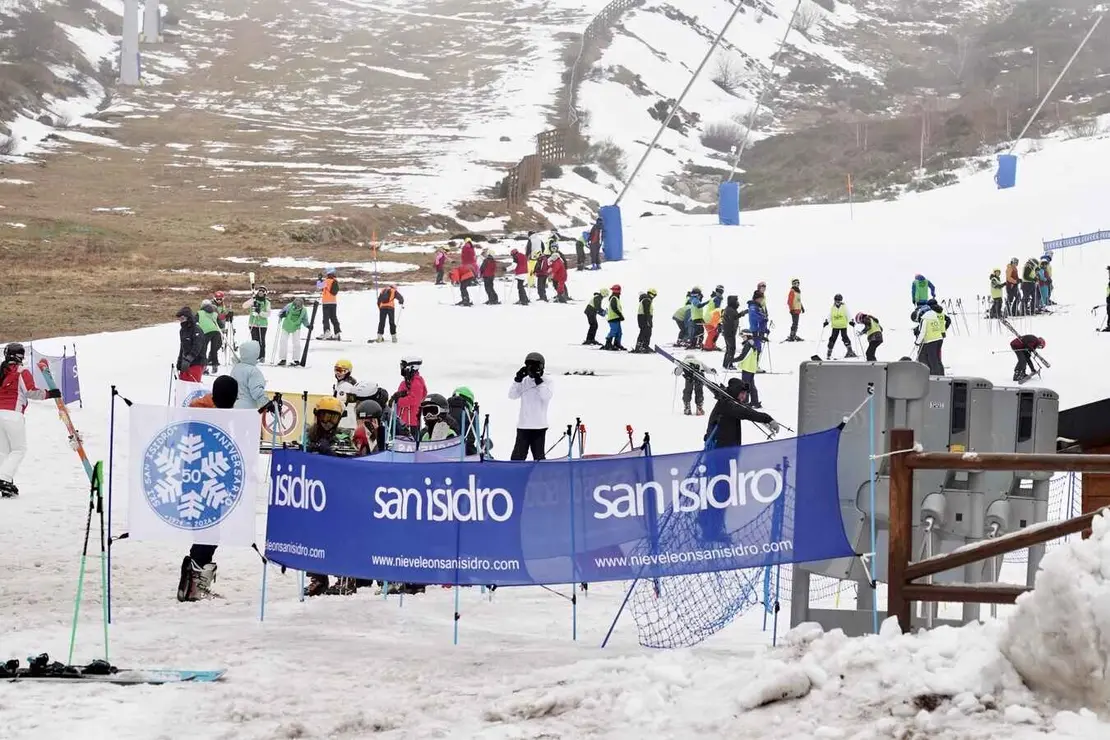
top-left (602, 284), bottom-right (625, 351)
top-left (786, 278), bottom-right (804, 341)
top-left (989, 269), bottom-right (1004, 319)
top-left (275, 297), bottom-right (311, 366)
top-left (823, 294), bottom-right (857, 359)
top-left (375, 284), bottom-right (404, 342)
top-left (447, 386), bottom-right (479, 455)
top-left (550, 248), bottom-right (569, 303)
top-left (509, 352), bottom-right (552, 460)
top-left (583, 287), bottom-right (608, 345)
top-left (434, 246), bottom-right (447, 285)
top-left (705, 377), bottom-right (778, 448)
top-left (419, 394), bottom-right (459, 442)
top-left (721, 295), bottom-right (742, 369)
top-left (914, 299), bottom-right (949, 375)
top-left (588, 218), bottom-right (603, 269)
top-left (176, 306), bottom-right (206, 381)
top-left (736, 334), bottom-right (763, 408)
top-left (855, 313), bottom-right (883, 361)
top-left (675, 353), bottom-right (708, 415)
top-left (214, 291), bottom-right (235, 362)
top-left (510, 248), bottom-right (530, 305)
top-left (746, 291), bottom-right (768, 350)
top-left (391, 356), bottom-right (427, 437)
top-left (1021, 258), bottom-right (1039, 316)
top-left (242, 287), bottom-right (271, 359)
top-left (534, 250), bottom-right (551, 302)
top-left (575, 237), bottom-right (587, 271)
top-left (197, 298), bottom-right (224, 375)
top-left (911, 274), bottom-right (936, 307)
top-left (1005, 258), bottom-right (1021, 316)
top-left (480, 250), bottom-right (500, 305)
top-left (633, 288), bottom-right (657, 353)
top-left (176, 375), bottom-right (239, 601)
top-left (317, 267), bottom-right (341, 340)
top-left (1010, 334), bottom-right (1046, 382)
top-left (0, 342), bottom-right (60, 497)
top-left (230, 340), bottom-right (268, 410)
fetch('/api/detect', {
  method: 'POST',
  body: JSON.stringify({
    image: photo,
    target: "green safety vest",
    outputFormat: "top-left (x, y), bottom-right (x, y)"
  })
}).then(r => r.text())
top-left (197, 309), bottom-right (219, 334)
top-left (638, 296), bottom-right (654, 316)
top-left (606, 295), bottom-right (623, 321)
top-left (864, 316), bottom-right (882, 337)
top-left (673, 304), bottom-right (690, 321)
top-left (739, 345), bottom-right (760, 373)
top-left (912, 279), bottom-right (930, 303)
top-left (248, 297), bottom-right (271, 328)
top-left (829, 305), bottom-right (849, 329)
top-left (989, 276), bottom-right (1002, 299)
top-left (922, 311), bottom-right (945, 343)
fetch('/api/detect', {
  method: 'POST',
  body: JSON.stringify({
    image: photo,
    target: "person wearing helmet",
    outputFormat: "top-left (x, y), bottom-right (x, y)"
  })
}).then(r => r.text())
top-left (854, 313), bottom-right (883, 361)
top-left (353, 399), bottom-right (386, 455)
top-left (447, 387), bottom-right (480, 455)
top-left (786, 278), bottom-right (804, 341)
top-left (0, 343), bottom-right (61, 497)
top-left (914, 299), bottom-right (950, 375)
top-left (988, 269), bottom-right (1004, 319)
top-left (510, 352), bottom-right (553, 459)
top-left (685, 287), bottom-right (707, 348)
top-left (333, 359), bottom-right (357, 399)
top-left (746, 291), bottom-right (768, 352)
top-left (735, 332), bottom-right (764, 408)
top-left (196, 298), bottom-right (225, 375)
top-left (434, 245), bottom-right (447, 285)
top-left (241, 286), bottom-right (271, 359)
top-left (419, 393), bottom-right (459, 442)
top-left (675, 353), bottom-right (708, 415)
top-left (1009, 333), bottom-right (1046, 382)
top-left (911, 274), bottom-right (936, 307)
top-left (550, 248), bottom-right (570, 303)
top-left (1005, 258), bottom-right (1021, 316)
top-left (1036, 258), bottom-right (1050, 313)
top-left (303, 395), bottom-right (357, 597)
top-left (510, 248), bottom-right (530, 305)
top-left (316, 267), bottom-right (341, 340)
top-left (275, 297), bottom-right (311, 366)
top-left (632, 288), bottom-right (657, 353)
top-left (533, 249), bottom-right (551, 302)
top-left (1020, 257), bottom-right (1039, 316)
top-left (230, 340), bottom-right (268, 410)
top-left (720, 295), bottom-right (743, 370)
top-left (479, 249), bottom-right (501, 305)
top-left (822, 294), bottom-right (857, 360)
top-left (375, 284), bottom-right (404, 343)
top-left (602, 285), bottom-right (626, 350)
top-left (575, 236), bottom-right (587, 272)
top-left (391, 356), bottom-right (427, 436)
top-left (1041, 254), bottom-right (1054, 305)
top-left (175, 306), bottom-right (206, 381)
top-left (582, 287), bottom-right (608, 346)
top-left (587, 217), bottom-right (603, 270)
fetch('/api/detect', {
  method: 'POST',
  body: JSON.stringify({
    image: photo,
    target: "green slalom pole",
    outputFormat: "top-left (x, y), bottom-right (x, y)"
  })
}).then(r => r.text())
top-left (69, 461), bottom-right (105, 664)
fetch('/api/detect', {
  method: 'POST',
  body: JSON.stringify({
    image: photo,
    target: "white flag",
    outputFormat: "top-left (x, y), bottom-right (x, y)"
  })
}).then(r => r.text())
top-left (173, 378), bottom-right (211, 407)
top-left (128, 403), bottom-right (261, 547)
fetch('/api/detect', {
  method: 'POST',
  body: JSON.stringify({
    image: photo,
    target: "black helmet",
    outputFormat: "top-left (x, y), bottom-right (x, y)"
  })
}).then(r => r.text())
top-left (4, 342), bottom-right (25, 362)
top-left (525, 351), bottom-right (545, 369)
top-left (834, 293), bottom-right (843, 302)
top-left (355, 400), bottom-right (383, 420)
top-left (420, 393), bottom-right (448, 417)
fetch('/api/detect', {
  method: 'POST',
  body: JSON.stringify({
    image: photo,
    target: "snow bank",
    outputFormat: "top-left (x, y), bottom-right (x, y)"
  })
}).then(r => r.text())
top-left (1001, 512), bottom-right (1110, 709)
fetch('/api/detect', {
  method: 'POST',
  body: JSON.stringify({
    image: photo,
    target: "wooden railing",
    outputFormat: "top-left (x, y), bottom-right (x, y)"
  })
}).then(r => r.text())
top-left (887, 427), bottom-right (1110, 632)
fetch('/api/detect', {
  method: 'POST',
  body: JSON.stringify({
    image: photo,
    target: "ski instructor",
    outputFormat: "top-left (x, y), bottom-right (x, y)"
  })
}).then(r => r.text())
top-left (0, 342), bottom-right (61, 497)
top-left (509, 352), bottom-right (552, 461)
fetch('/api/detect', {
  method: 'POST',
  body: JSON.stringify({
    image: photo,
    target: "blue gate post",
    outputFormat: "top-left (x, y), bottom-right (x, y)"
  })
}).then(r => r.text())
top-left (718, 181), bottom-right (741, 225)
top-left (996, 155), bottom-right (1018, 189)
top-left (599, 205), bottom-right (624, 262)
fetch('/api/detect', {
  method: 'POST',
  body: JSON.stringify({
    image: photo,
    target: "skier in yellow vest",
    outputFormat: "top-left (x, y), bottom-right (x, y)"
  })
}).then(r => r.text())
top-left (854, 313), bottom-right (883, 361)
top-left (822, 294), bottom-right (857, 360)
top-left (914, 299), bottom-right (950, 375)
top-left (988, 269), bottom-right (1004, 319)
top-left (736, 333), bottom-right (763, 408)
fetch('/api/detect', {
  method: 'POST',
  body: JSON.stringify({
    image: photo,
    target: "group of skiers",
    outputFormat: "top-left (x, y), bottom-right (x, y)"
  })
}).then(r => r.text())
top-left (988, 255), bottom-right (1055, 318)
top-left (582, 284), bottom-right (658, 353)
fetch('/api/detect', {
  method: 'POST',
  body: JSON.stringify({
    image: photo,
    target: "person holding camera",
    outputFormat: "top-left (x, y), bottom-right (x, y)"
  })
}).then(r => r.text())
top-left (508, 352), bottom-right (552, 460)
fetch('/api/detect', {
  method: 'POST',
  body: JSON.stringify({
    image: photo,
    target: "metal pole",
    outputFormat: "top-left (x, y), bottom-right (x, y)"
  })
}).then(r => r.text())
top-left (1009, 11), bottom-right (1104, 152)
top-left (614, 0), bottom-right (746, 205)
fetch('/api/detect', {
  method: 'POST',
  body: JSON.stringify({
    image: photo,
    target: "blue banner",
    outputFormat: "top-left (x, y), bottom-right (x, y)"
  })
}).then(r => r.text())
top-left (1043, 230), bottom-right (1110, 251)
top-left (263, 428), bottom-right (853, 586)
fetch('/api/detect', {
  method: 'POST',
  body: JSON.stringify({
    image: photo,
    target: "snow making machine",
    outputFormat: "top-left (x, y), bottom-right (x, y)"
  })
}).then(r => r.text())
top-left (788, 360), bottom-right (1058, 635)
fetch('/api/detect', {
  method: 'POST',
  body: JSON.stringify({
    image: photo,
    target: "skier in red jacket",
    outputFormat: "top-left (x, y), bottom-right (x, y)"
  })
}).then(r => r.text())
top-left (460, 238), bottom-right (477, 272)
top-left (1009, 334), bottom-right (1045, 382)
top-left (550, 250), bottom-right (569, 303)
top-left (0, 343), bottom-right (60, 497)
top-left (534, 252), bottom-right (551, 302)
top-left (480, 250), bottom-right (500, 305)
top-left (390, 356), bottom-right (428, 435)
top-left (511, 249), bottom-right (530, 305)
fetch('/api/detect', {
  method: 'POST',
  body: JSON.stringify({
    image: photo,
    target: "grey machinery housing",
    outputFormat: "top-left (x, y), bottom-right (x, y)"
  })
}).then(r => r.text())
top-left (790, 360), bottom-right (1058, 635)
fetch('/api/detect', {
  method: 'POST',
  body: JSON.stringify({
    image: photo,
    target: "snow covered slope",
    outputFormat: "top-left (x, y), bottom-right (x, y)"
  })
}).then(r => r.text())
top-left (3, 68), bottom-right (1110, 740)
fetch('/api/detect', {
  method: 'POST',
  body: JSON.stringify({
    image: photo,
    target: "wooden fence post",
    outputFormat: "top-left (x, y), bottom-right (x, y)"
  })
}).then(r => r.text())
top-left (888, 428), bottom-right (914, 633)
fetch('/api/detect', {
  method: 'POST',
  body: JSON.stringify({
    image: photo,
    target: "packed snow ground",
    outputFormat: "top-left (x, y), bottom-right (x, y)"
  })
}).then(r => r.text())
top-left (5, 133), bottom-right (1110, 737)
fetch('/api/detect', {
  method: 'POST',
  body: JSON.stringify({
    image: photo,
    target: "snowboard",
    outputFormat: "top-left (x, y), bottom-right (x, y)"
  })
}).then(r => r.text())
top-left (5, 668), bottom-right (226, 684)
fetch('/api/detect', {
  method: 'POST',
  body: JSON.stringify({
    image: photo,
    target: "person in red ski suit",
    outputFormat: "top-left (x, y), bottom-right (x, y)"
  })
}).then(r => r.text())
top-left (0, 342), bottom-right (60, 497)
top-left (480, 251), bottom-right (500, 305)
top-left (534, 252), bottom-right (551, 302)
top-left (390, 357), bottom-right (427, 436)
top-left (460, 238), bottom-right (477, 273)
top-left (511, 249), bottom-right (530, 305)
top-left (550, 251), bottom-right (569, 303)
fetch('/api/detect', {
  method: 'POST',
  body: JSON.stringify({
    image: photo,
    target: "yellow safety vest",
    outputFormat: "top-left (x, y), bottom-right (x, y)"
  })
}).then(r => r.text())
top-left (830, 305), bottom-right (848, 329)
top-left (922, 312), bottom-right (945, 343)
top-left (989, 276), bottom-right (1002, 299)
top-left (740, 345), bottom-right (760, 373)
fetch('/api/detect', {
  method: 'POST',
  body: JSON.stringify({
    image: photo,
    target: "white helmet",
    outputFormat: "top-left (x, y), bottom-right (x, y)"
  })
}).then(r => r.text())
top-left (351, 381), bottom-right (379, 398)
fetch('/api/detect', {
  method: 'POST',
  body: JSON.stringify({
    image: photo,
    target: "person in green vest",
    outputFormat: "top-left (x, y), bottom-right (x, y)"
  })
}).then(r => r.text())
top-left (822, 294), bottom-right (857, 360)
top-left (914, 299), bottom-right (950, 375)
top-left (736, 333), bottom-right (763, 408)
top-left (686, 287), bottom-right (707, 348)
top-left (196, 298), bottom-right (225, 374)
top-left (632, 288), bottom-right (657, 353)
top-left (988, 269), bottom-right (1003, 319)
top-left (275, 297), bottom-right (312, 366)
top-left (582, 287), bottom-right (608, 345)
top-left (1020, 257), bottom-right (1039, 315)
top-left (241, 286), bottom-right (272, 360)
top-left (673, 300), bottom-right (692, 345)
top-left (911, 274), bottom-right (936, 307)
top-left (854, 313), bottom-right (883, 361)
top-left (602, 285), bottom-right (625, 351)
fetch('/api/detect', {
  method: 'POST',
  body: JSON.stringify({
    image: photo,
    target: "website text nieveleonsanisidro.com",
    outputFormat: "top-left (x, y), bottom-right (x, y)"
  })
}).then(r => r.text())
top-left (265, 540), bottom-right (327, 560)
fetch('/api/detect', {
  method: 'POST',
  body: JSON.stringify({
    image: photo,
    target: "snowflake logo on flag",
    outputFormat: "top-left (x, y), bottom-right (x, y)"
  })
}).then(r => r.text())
top-left (141, 421), bottom-right (245, 530)
top-left (180, 389), bottom-right (208, 408)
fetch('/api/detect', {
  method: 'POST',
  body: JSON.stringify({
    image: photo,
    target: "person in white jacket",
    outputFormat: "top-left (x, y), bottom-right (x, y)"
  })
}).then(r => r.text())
top-left (230, 340), bottom-right (268, 410)
top-left (508, 351), bottom-right (552, 460)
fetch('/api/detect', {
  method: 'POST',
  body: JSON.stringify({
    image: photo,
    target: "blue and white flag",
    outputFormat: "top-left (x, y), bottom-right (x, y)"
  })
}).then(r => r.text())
top-left (128, 403), bottom-right (261, 546)
top-left (173, 378), bottom-right (211, 407)
top-left (29, 348), bottom-right (81, 405)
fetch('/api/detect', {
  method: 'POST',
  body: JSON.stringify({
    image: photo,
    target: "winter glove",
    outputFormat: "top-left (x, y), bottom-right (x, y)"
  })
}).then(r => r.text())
top-left (849, 320), bottom-right (856, 327)
top-left (514, 366), bottom-right (528, 383)
top-left (44, 388), bottom-right (62, 399)
top-left (822, 320), bottom-right (829, 327)
top-left (768, 420), bottom-right (781, 436)
top-left (389, 391), bottom-right (407, 404)
top-left (177, 357), bottom-right (190, 372)
top-left (533, 374), bottom-right (544, 385)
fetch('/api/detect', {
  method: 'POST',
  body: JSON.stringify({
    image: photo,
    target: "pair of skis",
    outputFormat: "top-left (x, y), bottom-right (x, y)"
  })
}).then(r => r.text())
top-left (998, 317), bottom-right (1052, 368)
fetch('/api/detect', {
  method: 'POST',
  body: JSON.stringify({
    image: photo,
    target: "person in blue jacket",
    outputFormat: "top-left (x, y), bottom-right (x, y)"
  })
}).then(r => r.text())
top-left (684, 287), bottom-right (707, 347)
top-left (746, 290), bottom-right (768, 350)
top-left (911, 274), bottom-right (936, 306)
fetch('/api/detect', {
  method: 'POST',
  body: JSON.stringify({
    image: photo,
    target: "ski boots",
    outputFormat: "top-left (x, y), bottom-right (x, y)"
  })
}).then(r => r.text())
top-left (317, 332), bottom-right (333, 341)
top-left (325, 577), bottom-right (358, 596)
top-left (826, 349), bottom-right (833, 360)
top-left (0, 480), bottom-right (17, 498)
top-left (696, 405), bottom-right (705, 416)
top-left (845, 349), bottom-right (858, 359)
top-left (177, 557), bottom-right (217, 602)
top-left (304, 574), bottom-right (330, 597)
top-left (276, 359), bottom-right (287, 366)
top-left (374, 334), bottom-right (385, 343)
top-left (684, 403), bottom-right (692, 416)
top-left (614, 343), bottom-right (627, 351)
top-left (392, 335), bottom-right (398, 343)
top-left (601, 338), bottom-right (614, 351)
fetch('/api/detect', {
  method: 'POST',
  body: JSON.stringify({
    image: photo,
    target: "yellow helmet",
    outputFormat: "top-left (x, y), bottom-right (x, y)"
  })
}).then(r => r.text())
top-left (314, 396), bottom-right (344, 416)
top-left (334, 359), bottom-right (353, 374)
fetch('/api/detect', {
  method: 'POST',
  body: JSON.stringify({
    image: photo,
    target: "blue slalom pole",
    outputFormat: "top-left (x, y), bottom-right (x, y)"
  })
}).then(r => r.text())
top-left (567, 424), bottom-right (578, 641)
top-left (867, 383), bottom-right (879, 634)
top-left (453, 411), bottom-right (467, 643)
top-left (260, 393), bottom-right (281, 621)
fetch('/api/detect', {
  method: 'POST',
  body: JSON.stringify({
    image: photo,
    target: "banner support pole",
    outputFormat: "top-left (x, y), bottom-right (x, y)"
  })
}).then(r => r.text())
top-left (166, 364), bottom-right (174, 406)
top-left (867, 383), bottom-right (879, 634)
top-left (770, 456), bottom-right (788, 647)
top-left (260, 392), bottom-right (281, 621)
top-left (566, 423), bottom-right (578, 641)
top-left (299, 390), bottom-right (310, 601)
top-left (107, 387), bottom-right (117, 623)
top-left (453, 412), bottom-right (468, 644)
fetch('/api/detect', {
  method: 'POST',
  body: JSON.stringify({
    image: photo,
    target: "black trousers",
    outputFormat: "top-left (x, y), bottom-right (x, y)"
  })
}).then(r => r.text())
top-left (435, 268), bottom-right (444, 285)
top-left (682, 377), bottom-right (704, 406)
top-left (589, 246), bottom-right (600, 268)
top-left (789, 312), bottom-right (800, 337)
top-left (741, 369), bottom-right (759, 407)
top-left (866, 332), bottom-right (883, 361)
top-left (536, 275), bottom-right (548, 301)
top-left (1013, 349), bottom-right (1033, 376)
top-left (827, 327), bottom-right (850, 351)
top-left (576, 247), bottom-right (586, 270)
top-left (989, 297), bottom-right (1002, 319)
top-left (722, 332), bottom-right (737, 367)
top-left (322, 303), bottom-right (340, 334)
top-left (377, 307), bottom-right (396, 336)
top-left (190, 544), bottom-right (216, 566)
top-left (1020, 282), bottom-right (1035, 315)
top-left (511, 428), bottom-right (547, 461)
top-left (460, 280), bottom-right (473, 306)
top-left (483, 277), bottom-right (498, 303)
top-left (1005, 283), bottom-right (1020, 315)
top-left (205, 331), bottom-right (222, 367)
top-left (585, 312), bottom-right (599, 342)
top-left (636, 315), bottom-right (652, 348)
top-left (918, 341), bottom-right (944, 375)
top-left (692, 319), bottom-right (705, 345)
top-left (516, 278), bottom-right (529, 304)
top-left (249, 326), bottom-right (267, 358)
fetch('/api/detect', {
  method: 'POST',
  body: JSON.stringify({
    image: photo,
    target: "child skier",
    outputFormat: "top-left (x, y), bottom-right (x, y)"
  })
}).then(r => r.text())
top-left (353, 399), bottom-right (387, 456)
top-left (1021, 258), bottom-right (1039, 316)
top-left (736, 334), bottom-right (762, 408)
top-left (241, 287), bottom-right (271, 359)
top-left (1010, 334), bottom-right (1046, 382)
top-left (391, 356), bottom-right (427, 437)
top-left (317, 267), bottom-right (341, 340)
top-left (914, 299), bottom-right (949, 375)
top-left (447, 386), bottom-right (479, 455)
top-left (197, 298), bottom-right (224, 374)
top-left (911, 274), bottom-right (936, 306)
top-left (0, 342), bottom-right (60, 497)
top-left (434, 247), bottom-right (447, 285)
top-left (575, 237), bottom-right (587, 271)
top-left (510, 248), bottom-right (530, 305)
top-left (550, 249), bottom-right (569, 303)
top-left (1005, 258), bottom-right (1021, 316)
top-left (1037, 259), bottom-right (1050, 311)
top-left (583, 288), bottom-right (607, 345)
top-left (333, 359), bottom-right (359, 404)
top-left (534, 251), bottom-right (551, 302)
top-left (855, 313), bottom-right (883, 361)
top-left (675, 354), bottom-right (709, 415)
top-left (674, 298), bottom-right (692, 346)
top-left (746, 291), bottom-right (768, 350)
top-left (420, 394), bottom-right (459, 442)
top-left (230, 340), bottom-right (268, 411)
top-left (375, 285), bottom-right (404, 342)
top-left (480, 250), bottom-right (500, 305)
top-left (988, 270), bottom-right (1004, 319)
top-left (633, 288), bottom-right (656, 353)
top-left (823, 294), bottom-right (857, 359)
top-left (602, 284), bottom-right (625, 351)
top-left (275, 297), bottom-right (311, 366)
top-left (786, 278), bottom-right (804, 341)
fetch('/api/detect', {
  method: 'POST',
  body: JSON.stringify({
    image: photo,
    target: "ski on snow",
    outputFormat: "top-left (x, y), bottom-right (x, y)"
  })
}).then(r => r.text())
top-left (37, 360), bottom-right (94, 481)
top-left (2, 661), bottom-right (226, 685)
top-left (998, 317), bottom-right (1052, 368)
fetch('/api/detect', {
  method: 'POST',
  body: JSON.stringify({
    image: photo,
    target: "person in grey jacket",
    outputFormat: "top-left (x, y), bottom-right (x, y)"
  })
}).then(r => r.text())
top-left (230, 340), bottom-right (268, 410)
